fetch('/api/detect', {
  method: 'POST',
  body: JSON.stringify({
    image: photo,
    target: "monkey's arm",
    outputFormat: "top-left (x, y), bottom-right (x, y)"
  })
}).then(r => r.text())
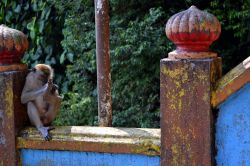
top-left (21, 83), bottom-right (48, 104)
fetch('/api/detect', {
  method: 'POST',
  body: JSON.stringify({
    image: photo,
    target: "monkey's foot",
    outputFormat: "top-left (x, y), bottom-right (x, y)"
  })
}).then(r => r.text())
top-left (38, 127), bottom-right (54, 141)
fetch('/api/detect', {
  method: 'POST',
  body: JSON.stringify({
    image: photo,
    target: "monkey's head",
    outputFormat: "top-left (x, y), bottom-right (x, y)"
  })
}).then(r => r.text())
top-left (32, 64), bottom-right (54, 84)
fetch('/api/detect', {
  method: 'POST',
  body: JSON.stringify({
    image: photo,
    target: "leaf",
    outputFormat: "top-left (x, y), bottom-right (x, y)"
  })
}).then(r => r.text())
top-left (14, 5), bottom-right (21, 13)
top-left (11, 1), bottom-right (17, 10)
top-left (38, 20), bottom-right (45, 33)
top-left (38, 1), bottom-right (45, 10)
top-left (67, 52), bottom-right (74, 62)
top-left (5, 11), bottom-right (13, 23)
top-left (31, 52), bottom-right (40, 61)
top-left (32, 1), bottom-right (38, 11)
top-left (24, 3), bottom-right (29, 10)
top-left (60, 51), bottom-right (66, 64)
top-left (45, 8), bottom-right (51, 20)
top-left (30, 31), bottom-right (36, 40)
top-left (50, 57), bottom-right (56, 64)
top-left (27, 17), bottom-right (36, 30)
top-left (3, 0), bottom-right (7, 7)
top-left (45, 45), bottom-right (53, 56)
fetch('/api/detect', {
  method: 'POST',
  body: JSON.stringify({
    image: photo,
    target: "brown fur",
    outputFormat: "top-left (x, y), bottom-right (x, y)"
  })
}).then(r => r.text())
top-left (35, 64), bottom-right (54, 80)
top-left (21, 64), bottom-right (61, 140)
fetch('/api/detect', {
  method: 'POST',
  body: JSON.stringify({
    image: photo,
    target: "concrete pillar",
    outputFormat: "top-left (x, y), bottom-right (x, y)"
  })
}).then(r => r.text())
top-left (160, 6), bottom-right (222, 166)
top-left (0, 25), bottom-right (29, 166)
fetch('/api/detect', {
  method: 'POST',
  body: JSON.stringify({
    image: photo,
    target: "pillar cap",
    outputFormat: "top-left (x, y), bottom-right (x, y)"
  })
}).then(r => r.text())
top-left (0, 25), bottom-right (29, 65)
top-left (166, 6), bottom-right (221, 58)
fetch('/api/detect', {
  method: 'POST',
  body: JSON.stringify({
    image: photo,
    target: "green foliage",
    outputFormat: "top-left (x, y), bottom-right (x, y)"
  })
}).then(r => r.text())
top-left (52, 0), bottom-right (97, 126)
top-left (209, 0), bottom-right (250, 72)
top-left (52, 0), bottom-right (171, 127)
top-left (53, 0), bottom-right (250, 127)
top-left (110, 6), bottom-right (169, 127)
top-left (3, 0), bottom-right (249, 128)
top-left (54, 93), bottom-right (97, 126)
top-left (0, 0), bottom-right (63, 67)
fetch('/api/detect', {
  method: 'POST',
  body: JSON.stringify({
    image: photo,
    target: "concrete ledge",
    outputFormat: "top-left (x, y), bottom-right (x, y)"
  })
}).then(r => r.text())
top-left (212, 57), bottom-right (250, 107)
top-left (17, 126), bottom-right (160, 156)
top-left (0, 64), bottom-right (27, 72)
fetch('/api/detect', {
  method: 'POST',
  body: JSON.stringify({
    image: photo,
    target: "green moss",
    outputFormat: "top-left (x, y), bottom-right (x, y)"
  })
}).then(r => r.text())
top-left (132, 140), bottom-right (160, 156)
top-left (4, 79), bottom-right (14, 119)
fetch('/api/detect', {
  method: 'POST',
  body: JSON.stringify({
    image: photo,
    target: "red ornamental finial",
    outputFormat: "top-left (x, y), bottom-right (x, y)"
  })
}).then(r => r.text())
top-left (166, 6), bottom-right (221, 53)
top-left (0, 25), bottom-right (29, 64)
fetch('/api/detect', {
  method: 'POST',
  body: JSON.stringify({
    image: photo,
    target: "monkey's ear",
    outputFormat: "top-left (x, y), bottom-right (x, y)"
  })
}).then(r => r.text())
top-left (32, 68), bottom-right (36, 72)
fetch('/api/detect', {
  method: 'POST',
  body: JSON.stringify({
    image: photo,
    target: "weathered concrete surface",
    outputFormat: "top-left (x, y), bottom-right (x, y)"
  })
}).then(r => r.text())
top-left (0, 68), bottom-right (28, 165)
top-left (160, 57), bottom-right (221, 166)
top-left (216, 83), bottom-right (250, 165)
top-left (21, 149), bottom-right (160, 166)
top-left (17, 126), bottom-right (160, 156)
top-left (0, 64), bottom-right (27, 72)
top-left (212, 57), bottom-right (250, 108)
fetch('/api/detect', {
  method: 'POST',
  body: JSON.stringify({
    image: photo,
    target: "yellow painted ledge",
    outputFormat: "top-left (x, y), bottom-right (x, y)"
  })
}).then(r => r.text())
top-left (17, 126), bottom-right (161, 156)
top-left (212, 56), bottom-right (250, 108)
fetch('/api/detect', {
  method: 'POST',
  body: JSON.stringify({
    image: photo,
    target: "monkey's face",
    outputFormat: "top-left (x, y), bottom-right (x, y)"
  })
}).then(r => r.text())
top-left (31, 68), bottom-right (49, 84)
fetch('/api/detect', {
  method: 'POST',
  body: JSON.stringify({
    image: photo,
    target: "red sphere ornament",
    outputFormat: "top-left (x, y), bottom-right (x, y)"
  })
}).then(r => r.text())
top-left (0, 25), bottom-right (29, 64)
top-left (166, 6), bottom-right (221, 52)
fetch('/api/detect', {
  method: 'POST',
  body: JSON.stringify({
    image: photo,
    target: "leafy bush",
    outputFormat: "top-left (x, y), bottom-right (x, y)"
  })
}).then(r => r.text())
top-left (53, 0), bottom-right (250, 128)
top-left (210, 0), bottom-right (250, 72)
top-left (52, 0), bottom-right (172, 127)
top-left (52, 0), bottom-right (98, 126)
top-left (110, 6), bottom-right (169, 127)
top-left (3, 0), bottom-right (249, 128)
top-left (0, 0), bottom-right (63, 67)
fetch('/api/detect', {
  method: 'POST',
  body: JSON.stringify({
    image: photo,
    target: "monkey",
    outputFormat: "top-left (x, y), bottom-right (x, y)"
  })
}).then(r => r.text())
top-left (21, 64), bottom-right (62, 141)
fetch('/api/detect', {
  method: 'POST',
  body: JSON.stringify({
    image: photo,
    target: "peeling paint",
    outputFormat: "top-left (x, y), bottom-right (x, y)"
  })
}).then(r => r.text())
top-left (17, 126), bottom-right (160, 156)
top-left (132, 140), bottom-right (160, 155)
top-left (0, 110), bottom-right (4, 127)
top-left (96, 0), bottom-right (103, 14)
top-left (191, 63), bottom-right (196, 69)
top-left (95, 0), bottom-right (112, 127)
top-left (21, 149), bottom-right (160, 166)
top-left (0, 133), bottom-right (6, 145)
top-left (203, 93), bottom-right (209, 102)
top-left (212, 60), bottom-right (250, 107)
top-left (38, 159), bottom-right (55, 166)
top-left (216, 84), bottom-right (250, 165)
top-left (4, 79), bottom-right (14, 119)
top-left (161, 58), bottom-right (221, 165)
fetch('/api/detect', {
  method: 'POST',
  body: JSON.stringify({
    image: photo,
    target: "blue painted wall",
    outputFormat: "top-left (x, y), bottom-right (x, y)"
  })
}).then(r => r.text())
top-left (216, 83), bottom-right (250, 165)
top-left (20, 149), bottom-right (160, 166)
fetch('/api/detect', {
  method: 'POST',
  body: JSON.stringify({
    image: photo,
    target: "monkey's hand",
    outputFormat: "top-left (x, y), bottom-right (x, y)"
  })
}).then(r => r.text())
top-left (47, 79), bottom-right (53, 91)
top-left (51, 84), bottom-right (58, 94)
top-left (38, 126), bottom-right (54, 141)
top-left (46, 80), bottom-right (58, 94)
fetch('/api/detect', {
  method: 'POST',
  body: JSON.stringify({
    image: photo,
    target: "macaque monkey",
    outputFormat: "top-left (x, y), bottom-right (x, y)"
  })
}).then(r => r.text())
top-left (21, 64), bottom-right (62, 141)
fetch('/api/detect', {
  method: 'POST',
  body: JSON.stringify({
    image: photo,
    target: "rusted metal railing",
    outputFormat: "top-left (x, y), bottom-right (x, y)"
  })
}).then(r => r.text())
top-left (95, 0), bottom-right (112, 127)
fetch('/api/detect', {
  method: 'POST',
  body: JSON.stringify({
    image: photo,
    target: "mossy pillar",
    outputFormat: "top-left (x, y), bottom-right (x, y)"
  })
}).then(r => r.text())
top-left (0, 25), bottom-right (29, 166)
top-left (160, 6), bottom-right (222, 165)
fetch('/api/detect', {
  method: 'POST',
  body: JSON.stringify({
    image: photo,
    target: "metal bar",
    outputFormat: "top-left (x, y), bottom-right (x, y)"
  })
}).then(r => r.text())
top-left (95, 0), bottom-right (112, 126)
